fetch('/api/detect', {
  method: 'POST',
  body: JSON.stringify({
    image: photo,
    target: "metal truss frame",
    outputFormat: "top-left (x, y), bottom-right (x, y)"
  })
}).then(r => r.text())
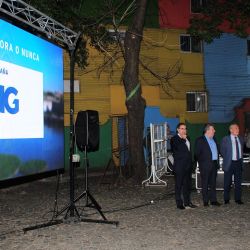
top-left (0, 0), bottom-right (80, 49)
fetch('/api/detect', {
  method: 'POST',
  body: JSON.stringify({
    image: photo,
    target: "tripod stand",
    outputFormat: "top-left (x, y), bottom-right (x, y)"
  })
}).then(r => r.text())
top-left (23, 146), bottom-right (118, 233)
top-left (58, 146), bottom-right (118, 225)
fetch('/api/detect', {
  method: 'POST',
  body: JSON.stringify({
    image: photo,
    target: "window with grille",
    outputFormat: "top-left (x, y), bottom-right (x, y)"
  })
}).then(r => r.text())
top-left (186, 92), bottom-right (207, 112)
top-left (180, 35), bottom-right (202, 53)
top-left (191, 0), bottom-right (208, 13)
top-left (108, 29), bottom-right (126, 44)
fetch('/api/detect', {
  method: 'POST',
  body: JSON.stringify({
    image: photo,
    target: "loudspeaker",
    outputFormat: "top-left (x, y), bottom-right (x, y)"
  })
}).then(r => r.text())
top-left (75, 110), bottom-right (99, 152)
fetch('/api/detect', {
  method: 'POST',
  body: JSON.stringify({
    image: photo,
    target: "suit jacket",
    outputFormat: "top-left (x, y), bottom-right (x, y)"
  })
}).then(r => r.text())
top-left (220, 135), bottom-right (244, 171)
top-left (194, 136), bottom-right (219, 171)
top-left (170, 135), bottom-right (192, 173)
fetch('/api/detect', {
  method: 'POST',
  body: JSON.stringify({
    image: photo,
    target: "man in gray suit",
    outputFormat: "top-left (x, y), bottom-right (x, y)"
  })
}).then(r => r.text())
top-left (220, 123), bottom-right (244, 205)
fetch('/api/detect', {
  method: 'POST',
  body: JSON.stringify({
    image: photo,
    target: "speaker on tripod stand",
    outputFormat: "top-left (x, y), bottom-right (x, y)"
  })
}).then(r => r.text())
top-left (75, 110), bottom-right (100, 206)
top-left (23, 110), bottom-right (118, 232)
top-left (75, 110), bottom-right (99, 205)
top-left (73, 110), bottom-right (118, 225)
top-left (75, 110), bottom-right (100, 153)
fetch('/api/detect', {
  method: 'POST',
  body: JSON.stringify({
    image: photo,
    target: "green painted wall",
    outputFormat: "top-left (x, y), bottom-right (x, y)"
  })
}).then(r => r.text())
top-left (63, 120), bottom-right (230, 169)
top-left (186, 122), bottom-right (230, 158)
top-left (64, 119), bottom-right (112, 170)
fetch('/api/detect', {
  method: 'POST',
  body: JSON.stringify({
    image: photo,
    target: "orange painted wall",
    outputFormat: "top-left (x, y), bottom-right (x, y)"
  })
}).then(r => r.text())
top-left (159, 0), bottom-right (250, 33)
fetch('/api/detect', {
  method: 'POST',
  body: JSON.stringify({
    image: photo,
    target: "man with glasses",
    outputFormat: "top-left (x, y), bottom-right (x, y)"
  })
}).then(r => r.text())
top-left (171, 123), bottom-right (196, 209)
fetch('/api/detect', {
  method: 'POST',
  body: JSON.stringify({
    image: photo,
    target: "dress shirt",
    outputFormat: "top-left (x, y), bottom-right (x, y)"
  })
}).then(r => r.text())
top-left (231, 135), bottom-right (242, 160)
top-left (205, 136), bottom-right (218, 160)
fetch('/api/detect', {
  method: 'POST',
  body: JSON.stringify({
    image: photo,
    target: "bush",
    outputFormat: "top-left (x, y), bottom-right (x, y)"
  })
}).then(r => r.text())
top-left (0, 154), bottom-right (21, 180)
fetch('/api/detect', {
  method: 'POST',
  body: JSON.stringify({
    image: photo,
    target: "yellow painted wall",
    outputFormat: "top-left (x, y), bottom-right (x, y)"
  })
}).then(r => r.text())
top-left (110, 85), bottom-right (160, 114)
top-left (64, 28), bottom-right (208, 126)
top-left (141, 28), bottom-right (207, 123)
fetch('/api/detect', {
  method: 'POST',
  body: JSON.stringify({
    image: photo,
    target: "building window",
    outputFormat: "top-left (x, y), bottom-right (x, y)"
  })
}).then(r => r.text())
top-left (186, 92), bottom-right (207, 112)
top-left (180, 35), bottom-right (202, 53)
top-left (247, 40), bottom-right (250, 56)
top-left (108, 29), bottom-right (126, 44)
top-left (191, 0), bottom-right (208, 13)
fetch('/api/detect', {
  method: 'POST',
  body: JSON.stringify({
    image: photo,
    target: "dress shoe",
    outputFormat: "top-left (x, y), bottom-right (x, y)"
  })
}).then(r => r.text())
top-left (185, 203), bottom-right (197, 208)
top-left (235, 200), bottom-right (244, 205)
top-left (211, 201), bottom-right (221, 206)
top-left (204, 202), bottom-right (209, 207)
top-left (177, 205), bottom-right (185, 210)
top-left (224, 200), bottom-right (230, 204)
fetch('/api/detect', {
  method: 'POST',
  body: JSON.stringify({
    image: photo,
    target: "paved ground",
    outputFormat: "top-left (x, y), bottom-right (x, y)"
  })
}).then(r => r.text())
top-left (0, 171), bottom-right (250, 250)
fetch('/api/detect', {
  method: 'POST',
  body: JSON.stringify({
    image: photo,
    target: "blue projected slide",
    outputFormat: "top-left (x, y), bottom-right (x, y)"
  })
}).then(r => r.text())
top-left (0, 19), bottom-right (64, 181)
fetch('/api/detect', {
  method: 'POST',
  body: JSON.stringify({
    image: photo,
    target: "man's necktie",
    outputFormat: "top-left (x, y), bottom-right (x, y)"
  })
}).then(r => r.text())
top-left (235, 137), bottom-right (240, 160)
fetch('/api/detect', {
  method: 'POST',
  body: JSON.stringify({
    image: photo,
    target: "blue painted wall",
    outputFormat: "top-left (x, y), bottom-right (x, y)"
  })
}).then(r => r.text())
top-left (204, 34), bottom-right (250, 123)
top-left (144, 106), bottom-right (179, 133)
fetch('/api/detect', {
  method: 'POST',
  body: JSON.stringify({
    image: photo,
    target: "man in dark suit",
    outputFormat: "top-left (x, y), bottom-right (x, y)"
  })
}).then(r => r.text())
top-left (194, 123), bottom-right (221, 207)
top-left (171, 123), bottom-right (196, 209)
top-left (220, 123), bottom-right (244, 205)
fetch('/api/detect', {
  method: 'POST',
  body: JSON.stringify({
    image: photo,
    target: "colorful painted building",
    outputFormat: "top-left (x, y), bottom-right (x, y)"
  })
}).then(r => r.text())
top-left (62, 0), bottom-right (210, 169)
top-left (63, 0), bottom-right (250, 168)
top-left (159, 0), bottom-right (250, 136)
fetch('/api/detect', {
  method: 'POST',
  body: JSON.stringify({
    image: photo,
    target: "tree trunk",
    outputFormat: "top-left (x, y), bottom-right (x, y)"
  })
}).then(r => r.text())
top-left (123, 0), bottom-right (147, 183)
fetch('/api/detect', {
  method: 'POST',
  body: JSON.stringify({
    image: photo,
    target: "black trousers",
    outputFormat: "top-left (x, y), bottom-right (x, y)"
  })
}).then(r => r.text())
top-left (174, 167), bottom-right (192, 206)
top-left (224, 160), bottom-right (242, 201)
top-left (200, 161), bottom-right (218, 203)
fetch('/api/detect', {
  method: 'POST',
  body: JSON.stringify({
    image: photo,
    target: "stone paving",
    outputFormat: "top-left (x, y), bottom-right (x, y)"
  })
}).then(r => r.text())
top-left (0, 172), bottom-right (250, 250)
